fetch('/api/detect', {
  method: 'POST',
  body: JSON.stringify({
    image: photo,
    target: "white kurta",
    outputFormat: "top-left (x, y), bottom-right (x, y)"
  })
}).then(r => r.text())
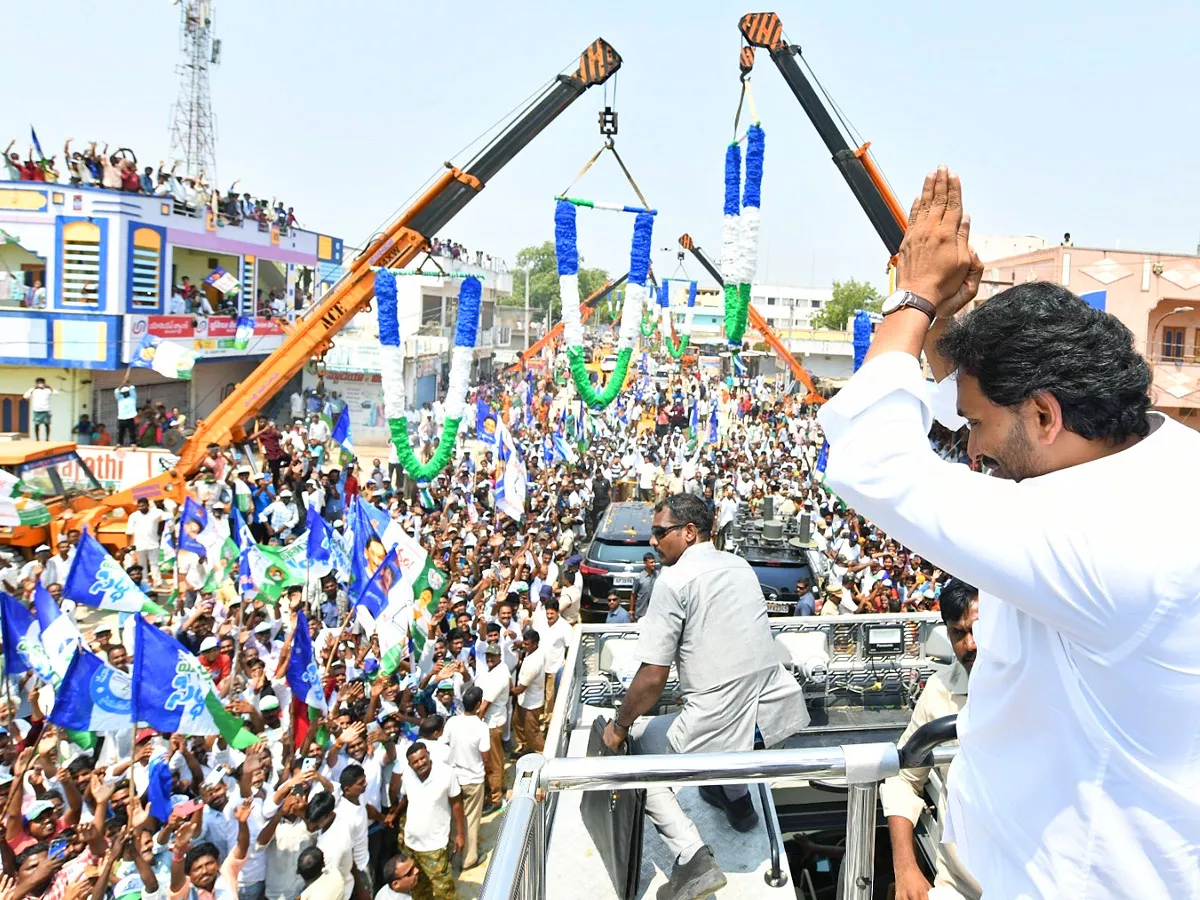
top-left (819, 352), bottom-right (1200, 900)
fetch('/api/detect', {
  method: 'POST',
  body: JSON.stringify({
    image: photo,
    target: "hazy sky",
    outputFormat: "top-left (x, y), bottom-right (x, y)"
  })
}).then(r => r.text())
top-left (8, 1), bottom-right (1200, 293)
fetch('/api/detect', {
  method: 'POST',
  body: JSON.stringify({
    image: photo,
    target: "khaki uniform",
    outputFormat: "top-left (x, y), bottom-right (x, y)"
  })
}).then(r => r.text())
top-left (879, 663), bottom-right (981, 899)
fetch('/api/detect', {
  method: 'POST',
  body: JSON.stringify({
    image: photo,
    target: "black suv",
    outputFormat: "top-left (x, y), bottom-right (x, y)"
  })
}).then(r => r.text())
top-left (730, 513), bottom-right (822, 616)
top-left (579, 502), bottom-right (655, 618)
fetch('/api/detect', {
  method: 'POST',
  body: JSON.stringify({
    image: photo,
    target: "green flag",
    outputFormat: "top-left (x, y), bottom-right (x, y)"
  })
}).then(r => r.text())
top-left (244, 539), bottom-right (307, 603)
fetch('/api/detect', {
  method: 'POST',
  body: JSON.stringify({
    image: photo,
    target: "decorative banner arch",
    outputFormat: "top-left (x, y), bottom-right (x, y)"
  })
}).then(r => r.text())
top-left (555, 198), bottom-right (655, 409)
top-left (660, 278), bottom-right (697, 359)
top-left (721, 123), bottom-right (765, 355)
top-left (375, 270), bottom-right (480, 480)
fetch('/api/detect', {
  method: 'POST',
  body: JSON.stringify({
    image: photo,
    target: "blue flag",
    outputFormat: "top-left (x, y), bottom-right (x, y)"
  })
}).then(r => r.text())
top-left (178, 498), bottom-right (208, 559)
top-left (30, 126), bottom-right (45, 162)
top-left (0, 592), bottom-right (52, 681)
top-left (353, 546), bottom-right (412, 676)
top-left (548, 434), bottom-right (577, 466)
top-left (348, 496), bottom-right (387, 592)
top-left (816, 440), bottom-right (829, 477)
top-left (131, 617), bottom-right (260, 749)
top-left (287, 609), bottom-right (327, 711)
top-left (146, 757), bottom-right (174, 822)
top-left (65, 531), bottom-right (167, 615)
top-left (34, 582), bottom-right (81, 681)
top-left (48, 648), bottom-right (132, 734)
top-left (331, 406), bottom-right (350, 446)
top-left (233, 316), bottom-right (256, 351)
top-left (707, 407), bottom-right (718, 444)
top-left (306, 506), bottom-right (332, 566)
top-left (230, 505), bottom-right (255, 594)
top-left (475, 397), bottom-right (497, 444)
top-left (689, 400), bottom-right (699, 437)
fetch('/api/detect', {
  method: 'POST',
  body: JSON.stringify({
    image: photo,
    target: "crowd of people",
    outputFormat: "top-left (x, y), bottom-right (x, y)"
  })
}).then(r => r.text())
top-left (0, 348), bottom-right (968, 900)
top-left (3, 138), bottom-right (297, 232)
top-left (427, 239), bottom-right (504, 273)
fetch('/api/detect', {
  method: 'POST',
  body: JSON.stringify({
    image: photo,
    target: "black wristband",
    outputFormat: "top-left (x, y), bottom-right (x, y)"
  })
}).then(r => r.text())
top-left (613, 719), bottom-right (630, 733)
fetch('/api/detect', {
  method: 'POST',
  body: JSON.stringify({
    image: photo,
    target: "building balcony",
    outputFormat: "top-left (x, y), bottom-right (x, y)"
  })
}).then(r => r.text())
top-left (1150, 358), bottom-right (1200, 409)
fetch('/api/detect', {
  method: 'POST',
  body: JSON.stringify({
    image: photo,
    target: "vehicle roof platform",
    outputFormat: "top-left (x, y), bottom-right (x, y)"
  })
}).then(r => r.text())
top-left (545, 703), bottom-right (795, 900)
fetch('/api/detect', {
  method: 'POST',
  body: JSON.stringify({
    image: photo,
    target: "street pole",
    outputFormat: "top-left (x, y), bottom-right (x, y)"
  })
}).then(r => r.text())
top-left (522, 267), bottom-right (530, 352)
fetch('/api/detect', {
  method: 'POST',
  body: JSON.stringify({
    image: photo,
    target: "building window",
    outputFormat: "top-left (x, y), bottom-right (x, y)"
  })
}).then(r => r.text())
top-left (1194, 328), bottom-right (1200, 361)
top-left (766, 297), bottom-right (776, 305)
top-left (61, 221), bottom-right (101, 305)
top-left (1163, 327), bottom-right (1185, 360)
top-left (130, 227), bottom-right (162, 310)
top-left (421, 293), bottom-right (441, 326)
top-left (811, 299), bottom-right (822, 308)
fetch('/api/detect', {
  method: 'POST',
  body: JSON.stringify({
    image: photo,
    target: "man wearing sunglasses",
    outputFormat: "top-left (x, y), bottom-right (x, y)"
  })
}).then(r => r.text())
top-left (602, 493), bottom-right (809, 900)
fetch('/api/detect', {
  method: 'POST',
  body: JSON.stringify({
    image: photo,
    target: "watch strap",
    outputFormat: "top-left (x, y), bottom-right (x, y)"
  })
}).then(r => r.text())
top-left (889, 291), bottom-right (937, 321)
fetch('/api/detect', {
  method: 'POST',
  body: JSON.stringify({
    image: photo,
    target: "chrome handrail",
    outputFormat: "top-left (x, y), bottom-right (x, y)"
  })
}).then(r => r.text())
top-left (758, 780), bottom-right (788, 887)
top-left (480, 743), bottom-right (958, 900)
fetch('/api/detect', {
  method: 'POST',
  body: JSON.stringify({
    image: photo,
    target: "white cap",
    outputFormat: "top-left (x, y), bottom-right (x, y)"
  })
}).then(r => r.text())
top-left (35, 544), bottom-right (50, 553)
top-left (199, 636), bottom-right (219, 652)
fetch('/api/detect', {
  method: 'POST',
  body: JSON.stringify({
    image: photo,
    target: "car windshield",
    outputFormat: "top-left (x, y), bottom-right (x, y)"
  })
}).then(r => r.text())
top-left (16, 452), bottom-right (103, 499)
top-left (590, 540), bottom-right (653, 564)
top-left (749, 560), bottom-right (811, 597)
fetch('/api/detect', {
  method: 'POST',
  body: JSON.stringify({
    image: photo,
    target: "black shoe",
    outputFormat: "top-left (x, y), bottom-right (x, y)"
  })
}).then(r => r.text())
top-left (482, 801), bottom-right (501, 815)
top-left (699, 785), bottom-right (759, 833)
top-left (656, 845), bottom-right (727, 900)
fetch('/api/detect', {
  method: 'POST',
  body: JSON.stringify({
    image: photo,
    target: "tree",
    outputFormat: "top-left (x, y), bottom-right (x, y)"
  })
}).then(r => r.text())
top-left (502, 240), bottom-right (610, 319)
top-left (812, 278), bottom-right (883, 331)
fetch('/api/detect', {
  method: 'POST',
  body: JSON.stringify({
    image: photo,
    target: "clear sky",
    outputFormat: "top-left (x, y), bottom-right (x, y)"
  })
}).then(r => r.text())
top-left (8, 0), bottom-right (1200, 293)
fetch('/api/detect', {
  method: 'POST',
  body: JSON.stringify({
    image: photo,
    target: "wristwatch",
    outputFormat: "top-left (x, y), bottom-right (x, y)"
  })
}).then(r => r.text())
top-left (881, 289), bottom-right (937, 322)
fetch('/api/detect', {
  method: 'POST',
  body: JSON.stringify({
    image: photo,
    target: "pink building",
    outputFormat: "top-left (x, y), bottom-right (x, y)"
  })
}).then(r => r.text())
top-left (978, 243), bottom-right (1200, 430)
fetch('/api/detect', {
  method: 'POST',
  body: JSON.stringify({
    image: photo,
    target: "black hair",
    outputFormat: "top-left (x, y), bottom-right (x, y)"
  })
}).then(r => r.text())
top-left (642, 552), bottom-right (656, 561)
top-left (654, 493), bottom-right (713, 536)
top-left (937, 282), bottom-right (1151, 444)
top-left (185, 842), bottom-right (220, 871)
top-left (939, 577), bottom-right (979, 625)
top-left (542, 598), bottom-right (559, 613)
top-left (522, 627), bottom-right (540, 645)
top-left (447, 628), bottom-right (465, 644)
top-left (15, 842), bottom-right (49, 868)
top-left (419, 716), bottom-right (444, 739)
top-left (485, 622), bottom-right (501, 635)
top-left (381, 852), bottom-right (412, 882)
top-left (337, 764), bottom-right (365, 790)
top-left (296, 846), bottom-right (325, 882)
top-left (66, 756), bottom-right (94, 776)
top-left (305, 791), bottom-right (336, 825)
top-left (462, 685), bottom-right (483, 713)
top-left (405, 741), bottom-right (427, 759)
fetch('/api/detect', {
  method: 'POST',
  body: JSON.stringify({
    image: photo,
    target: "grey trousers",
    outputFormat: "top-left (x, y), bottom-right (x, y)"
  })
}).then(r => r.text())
top-left (629, 713), bottom-right (748, 861)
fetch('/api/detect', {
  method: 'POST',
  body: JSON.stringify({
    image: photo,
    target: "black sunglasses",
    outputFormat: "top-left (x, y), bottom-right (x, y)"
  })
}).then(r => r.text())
top-left (651, 523), bottom-right (686, 540)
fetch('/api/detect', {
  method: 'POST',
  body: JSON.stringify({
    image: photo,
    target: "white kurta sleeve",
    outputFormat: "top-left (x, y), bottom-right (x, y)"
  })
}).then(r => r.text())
top-left (816, 352), bottom-right (1128, 652)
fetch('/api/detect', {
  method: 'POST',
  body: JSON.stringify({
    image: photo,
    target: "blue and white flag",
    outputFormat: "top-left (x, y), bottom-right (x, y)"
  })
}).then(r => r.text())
top-left (233, 316), bottom-right (256, 351)
top-left (0, 591), bottom-right (53, 682)
top-left (48, 648), bottom-right (132, 735)
top-left (494, 419), bottom-right (526, 521)
top-left (353, 546), bottom-right (412, 676)
top-left (331, 406), bottom-right (353, 463)
top-left (816, 440), bottom-right (829, 478)
top-left (178, 497), bottom-right (210, 559)
top-left (131, 617), bottom-right (260, 749)
top-left (30, 126), bottom-right (46, 162)
top-left (64, 531), bottom-right (167, 615)
top-left (231, 505), bottom-right (255, 594)
top-left (129, 334), bottom-right (197, 380)
top-left (548, 433), bottom-right (577, 466)
top-left (33, 583), bottom-right (81, 681)
top-left (475, 397), bottom-right (497, 445)
top-left (706, 406), bottom-right (719, 444)
top-left (306, 506), bottom-right (333, 569)
top-left (286, 609), bottom-right (327, 712)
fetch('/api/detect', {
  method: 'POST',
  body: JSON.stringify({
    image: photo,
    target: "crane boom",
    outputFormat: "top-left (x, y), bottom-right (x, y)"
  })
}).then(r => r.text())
top-left (739, 12), bottom-right (908, 256)
top-left (677, 234), bottom-right (823, 403)
top-left (108, 39), bottom-right (621, 508)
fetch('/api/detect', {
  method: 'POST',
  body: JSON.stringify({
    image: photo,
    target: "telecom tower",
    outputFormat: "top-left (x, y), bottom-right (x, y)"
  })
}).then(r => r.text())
top-left (168, 0), bottom-right (220, 183)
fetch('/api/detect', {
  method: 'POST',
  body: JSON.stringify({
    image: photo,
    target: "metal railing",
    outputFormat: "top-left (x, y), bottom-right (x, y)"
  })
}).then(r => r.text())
top-left (480, 730), bottom-right (957, 900)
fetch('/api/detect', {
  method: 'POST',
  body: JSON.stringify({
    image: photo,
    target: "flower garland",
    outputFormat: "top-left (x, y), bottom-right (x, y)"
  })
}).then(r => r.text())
top-left (639, 303), bottom-right (659, 337)
top-left (375, 269), bottom-right (480, 481)
top-left (720, 123), bottom-right (765, 354)
top-left (660, 278), bottom-right (697, 360)
top-left (556, 199), bottom-right (654, 409)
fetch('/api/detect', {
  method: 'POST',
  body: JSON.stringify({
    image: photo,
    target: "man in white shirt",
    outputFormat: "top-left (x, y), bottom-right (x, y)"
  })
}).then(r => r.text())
top-left (125, 497), bottom-right (166, 586)
top-left (880, 578), bottom-right (981, 899)
top-left (532, 597), bottom-right (571, 728)
top-left (442, 686), bottom-right (490, 869)
top-left (23, 377), bottom-right (57, 440)
top-left (373, 854), bottom-right (419, 900)
top-left (511, 628), bottom-right (546, 755)
top-left (43, 538), bottom-right (74, 588)
top-left (819, 166), bottom-right (1200, 899)
top-left (398, 744), bottom-right (464, 900)
top-left (475, 644), bottom-right (510, 811)
top-left (333, 766), bottom-right (369, 896)
top-left (305, 792), bottom-right (358, 900)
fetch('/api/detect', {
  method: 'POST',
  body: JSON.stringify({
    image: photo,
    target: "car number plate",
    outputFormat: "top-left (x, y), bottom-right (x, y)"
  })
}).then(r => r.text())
top-left (613, 575), bottom-right (634, 588)
top-left (765, 600), bottom-right (792, 614)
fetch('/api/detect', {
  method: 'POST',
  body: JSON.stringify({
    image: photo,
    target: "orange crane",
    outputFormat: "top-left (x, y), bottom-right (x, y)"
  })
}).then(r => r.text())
top-left (70, 39), bottom-right (622, 529)
top-left (677, 234), bottom-right (824, 403)
top-left (738, 12), bottom-right (909, 255)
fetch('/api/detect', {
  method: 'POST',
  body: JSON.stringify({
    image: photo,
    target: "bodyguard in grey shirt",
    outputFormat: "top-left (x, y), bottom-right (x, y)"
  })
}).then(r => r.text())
top-left (601, 494), bottom-right (808, 900)
top-left (630, 553), bottom-right (658, 620)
